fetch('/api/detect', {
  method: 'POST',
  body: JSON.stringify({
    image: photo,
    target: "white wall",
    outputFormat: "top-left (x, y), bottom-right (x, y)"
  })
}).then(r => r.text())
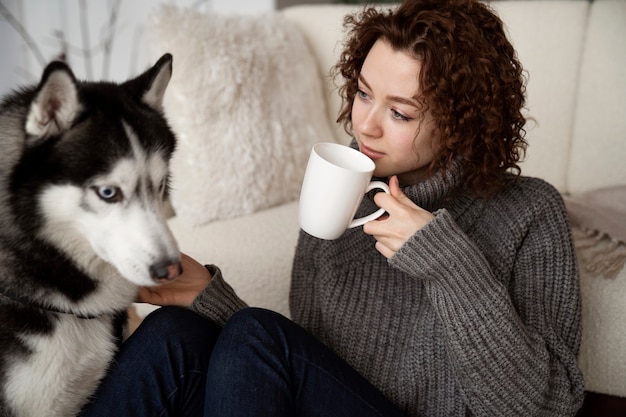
top-left (0, 0), bottom-right (275, 96)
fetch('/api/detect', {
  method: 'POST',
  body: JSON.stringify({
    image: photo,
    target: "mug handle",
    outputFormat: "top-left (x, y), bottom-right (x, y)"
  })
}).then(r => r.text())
top-left (348, 181), bottom-right (391, 228)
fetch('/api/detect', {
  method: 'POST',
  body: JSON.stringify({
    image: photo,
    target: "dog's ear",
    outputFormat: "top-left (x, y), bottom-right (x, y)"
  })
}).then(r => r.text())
top-left (25, 61), bottom-right (80, 139)
top-left (124, 53), bottom-right (173, 113)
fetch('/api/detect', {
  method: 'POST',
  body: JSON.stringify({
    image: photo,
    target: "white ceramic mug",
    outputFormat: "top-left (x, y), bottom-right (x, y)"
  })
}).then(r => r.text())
top-left (298, 142), bottom-right (390, 240)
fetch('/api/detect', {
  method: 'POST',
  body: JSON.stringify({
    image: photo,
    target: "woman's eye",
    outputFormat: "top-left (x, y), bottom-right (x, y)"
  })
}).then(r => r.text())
top-left (391, 109), bottom-right (410, 122)
top-left (93, 185), bottom-right (123, 203)
top-left (356, 89), bottom-right (370, 100)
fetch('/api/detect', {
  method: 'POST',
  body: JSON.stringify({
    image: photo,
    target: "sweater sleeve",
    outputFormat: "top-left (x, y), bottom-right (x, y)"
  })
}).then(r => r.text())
top-left (389, 203), bottom-right (584, 416)
top-left (189, 264), bottom-right (248, 326)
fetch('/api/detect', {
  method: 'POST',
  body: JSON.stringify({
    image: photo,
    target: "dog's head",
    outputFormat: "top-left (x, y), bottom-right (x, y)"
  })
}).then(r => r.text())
top-left (10, 54), bottom-right (182, 288)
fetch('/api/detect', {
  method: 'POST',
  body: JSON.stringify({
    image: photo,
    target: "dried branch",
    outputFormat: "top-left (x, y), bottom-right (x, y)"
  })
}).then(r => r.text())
top-left (78, 0), bottom-right (92, 78)
top-left (128, 25), bottom-right (143, 78)
top-left (101, 0), bottom-right (122, 79)
top-left (0, 1), bottom-right (47, 67)
top-left (52, 30), bottom-right (69, 62)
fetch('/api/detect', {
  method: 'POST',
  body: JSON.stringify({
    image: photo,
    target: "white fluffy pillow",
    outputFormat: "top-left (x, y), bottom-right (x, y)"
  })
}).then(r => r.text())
top-left (151, 6), bottom-right (335, 226)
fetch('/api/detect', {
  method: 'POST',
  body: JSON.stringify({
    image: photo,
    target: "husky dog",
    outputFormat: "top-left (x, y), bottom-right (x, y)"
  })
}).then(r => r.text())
top-left (0, 54), bottom-right (182, 417)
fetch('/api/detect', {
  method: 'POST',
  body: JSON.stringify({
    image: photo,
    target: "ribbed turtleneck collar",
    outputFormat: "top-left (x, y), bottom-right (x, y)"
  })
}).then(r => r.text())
top-left (401, 158), bottom-right (466, 213)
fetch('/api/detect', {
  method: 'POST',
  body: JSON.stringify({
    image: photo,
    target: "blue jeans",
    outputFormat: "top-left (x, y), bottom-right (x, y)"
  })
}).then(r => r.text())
top-left (80, 306), bottom-right (218, 416)
top-left (81, 307), bottom-right (406, 417)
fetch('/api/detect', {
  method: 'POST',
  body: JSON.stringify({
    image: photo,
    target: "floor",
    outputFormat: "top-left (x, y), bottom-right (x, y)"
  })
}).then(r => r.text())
top-left (577, 392), bottom-right (626, 417)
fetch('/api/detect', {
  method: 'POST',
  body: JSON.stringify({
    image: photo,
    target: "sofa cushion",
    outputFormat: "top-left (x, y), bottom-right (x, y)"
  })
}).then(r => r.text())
top-left (282, 5), bottom-right (368, 144)
top-left (568, 0), bottom-right (626, 194)
top-left (168, 201), bottom-right (300, 318)
top-left (579, 263), bottom-right (626, 397)
top-left (151, 6), bottom-right (335, 226)
top-left (564, 185), bottom-right (626, 396)
top-left (491, 1), bottom-right (589, 193)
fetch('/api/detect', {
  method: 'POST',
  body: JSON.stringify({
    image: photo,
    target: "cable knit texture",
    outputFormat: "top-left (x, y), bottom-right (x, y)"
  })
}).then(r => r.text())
top-left (190, 165), bottom-right (584, 416)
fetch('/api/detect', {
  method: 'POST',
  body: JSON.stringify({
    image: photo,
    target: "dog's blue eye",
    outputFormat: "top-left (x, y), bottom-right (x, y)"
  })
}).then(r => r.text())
top-left (93, 186), bottom-right (123, 203)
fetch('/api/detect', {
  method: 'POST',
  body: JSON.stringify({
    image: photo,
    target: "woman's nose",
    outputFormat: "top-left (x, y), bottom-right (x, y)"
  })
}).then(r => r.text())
top-left (356, 108), bottom-right (383, 139)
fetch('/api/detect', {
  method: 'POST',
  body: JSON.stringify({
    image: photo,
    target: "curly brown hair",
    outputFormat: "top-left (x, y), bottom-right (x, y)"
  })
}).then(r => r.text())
top-left (332, 0), bottom-right (528, 198)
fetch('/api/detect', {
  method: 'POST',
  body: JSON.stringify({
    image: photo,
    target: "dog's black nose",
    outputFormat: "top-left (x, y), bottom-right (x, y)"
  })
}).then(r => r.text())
top-left (150, 261), bottom-right (182, 282)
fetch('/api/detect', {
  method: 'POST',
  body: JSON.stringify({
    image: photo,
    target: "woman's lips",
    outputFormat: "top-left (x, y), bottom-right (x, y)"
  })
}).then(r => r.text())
top-left (360, 144), bottom-right (385, 160)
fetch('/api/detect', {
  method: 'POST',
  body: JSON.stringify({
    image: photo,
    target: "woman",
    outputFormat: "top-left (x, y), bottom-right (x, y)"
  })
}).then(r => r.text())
top-left (81, 0), bottom-right (584, 415)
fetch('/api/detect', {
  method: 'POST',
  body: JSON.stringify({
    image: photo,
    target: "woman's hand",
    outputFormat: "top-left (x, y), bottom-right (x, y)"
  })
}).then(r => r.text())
top-left (363, 176), bottom-right (435, 259)
top-left (137, 253), bottom-right (212, 307)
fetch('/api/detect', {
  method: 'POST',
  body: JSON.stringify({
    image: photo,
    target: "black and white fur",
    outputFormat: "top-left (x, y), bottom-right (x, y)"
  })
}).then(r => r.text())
top-left (0, 53), bottom-right (181, 417)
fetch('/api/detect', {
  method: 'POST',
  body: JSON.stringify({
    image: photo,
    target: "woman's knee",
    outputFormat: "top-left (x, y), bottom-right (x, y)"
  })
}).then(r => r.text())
top-left (228, 307), bottom-right (286, 325)
top-left (223, 307), bottom-right (290, 342)
top-left (208, 308), bottom-right (293, 390)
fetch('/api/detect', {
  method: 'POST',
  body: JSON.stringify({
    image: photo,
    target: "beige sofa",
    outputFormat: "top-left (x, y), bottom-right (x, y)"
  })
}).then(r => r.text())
top-left (145, 0), bottom-right (626, 406)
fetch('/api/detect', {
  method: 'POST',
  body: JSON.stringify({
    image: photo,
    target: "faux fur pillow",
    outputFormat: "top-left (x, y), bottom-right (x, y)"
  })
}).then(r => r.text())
top-left (151, 6), bottom-right (336, 225)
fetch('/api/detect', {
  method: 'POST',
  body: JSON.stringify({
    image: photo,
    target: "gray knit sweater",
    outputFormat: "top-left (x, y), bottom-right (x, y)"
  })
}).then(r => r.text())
top-left (190, 166), bottom-right (585, 416)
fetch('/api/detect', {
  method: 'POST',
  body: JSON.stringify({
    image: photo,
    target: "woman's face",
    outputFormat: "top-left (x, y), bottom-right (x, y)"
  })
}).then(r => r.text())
top-left (352, 39), bottom-right (440, 186)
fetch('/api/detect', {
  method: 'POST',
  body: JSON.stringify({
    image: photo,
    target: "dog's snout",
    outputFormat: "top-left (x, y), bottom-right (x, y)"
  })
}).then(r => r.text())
top-left (150, 261), bottom-right (182, 283)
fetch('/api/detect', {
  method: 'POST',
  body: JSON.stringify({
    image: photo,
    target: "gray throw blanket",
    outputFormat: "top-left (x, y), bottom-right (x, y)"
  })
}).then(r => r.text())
top-left (564, 185), bottom-right (626, 278)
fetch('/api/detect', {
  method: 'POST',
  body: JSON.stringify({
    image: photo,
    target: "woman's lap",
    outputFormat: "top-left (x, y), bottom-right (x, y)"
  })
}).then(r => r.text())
top-left (80, 306), bottom-right (405, 417)
top-left (205, 308), bottom-right (406, 417)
